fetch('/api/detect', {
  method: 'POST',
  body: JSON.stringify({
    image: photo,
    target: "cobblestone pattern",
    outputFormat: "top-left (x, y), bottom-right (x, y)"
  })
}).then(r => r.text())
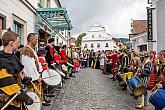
top-left (47, 68), bottom-right (154, 110)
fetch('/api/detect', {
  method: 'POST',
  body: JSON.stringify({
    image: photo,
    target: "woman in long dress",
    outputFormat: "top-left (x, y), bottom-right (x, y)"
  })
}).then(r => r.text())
top-left (100, 50), bottom-right (105, 70)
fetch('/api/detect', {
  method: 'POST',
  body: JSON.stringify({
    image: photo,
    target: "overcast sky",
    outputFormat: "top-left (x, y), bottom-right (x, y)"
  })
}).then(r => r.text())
top-left (61, 0), bottom-right (148, 38)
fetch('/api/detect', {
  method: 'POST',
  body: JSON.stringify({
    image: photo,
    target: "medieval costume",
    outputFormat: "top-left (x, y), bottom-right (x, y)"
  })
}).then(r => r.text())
top-left (0, 50), bottom-right (33, 109)
top-left (38, 48), bottom-right (48, 71)
top-left (130, 51), bottom-right (141, 76)
top-left (89, 51), bottom-right (95, 67)
top-left (100, 51), bottom-right (105, 70)
top-left (136, 52), bottom-right (153, 109)
top-left (121, 53), bottom-right (129, 73)
top-left (110, 52), bottom-right (118, 79)
top-left (147, 51), bottom-right (158, 90)
top-left (45, 44), bottom-right (54, 68)
top-left (81, 51), bottom-right (87, 68)
top-left (21, 45), bottom-right (44, 102)
top-left (93, 52), bottom-right (100, 69)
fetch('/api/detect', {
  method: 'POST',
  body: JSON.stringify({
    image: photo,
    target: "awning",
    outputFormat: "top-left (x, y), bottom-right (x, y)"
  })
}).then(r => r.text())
top-left (36, 8), bottom-right (73, 30)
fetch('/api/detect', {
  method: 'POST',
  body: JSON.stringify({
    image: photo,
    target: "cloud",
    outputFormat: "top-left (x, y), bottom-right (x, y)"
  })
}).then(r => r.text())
top-left (61, 0), bottom-right (147, 38)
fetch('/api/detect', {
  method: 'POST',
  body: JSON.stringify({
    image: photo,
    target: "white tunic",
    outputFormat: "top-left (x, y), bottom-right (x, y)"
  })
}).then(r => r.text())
top-left (21, 45), bottom-right (42, 81)
top-left (100, 53), bottom-right (105, 66)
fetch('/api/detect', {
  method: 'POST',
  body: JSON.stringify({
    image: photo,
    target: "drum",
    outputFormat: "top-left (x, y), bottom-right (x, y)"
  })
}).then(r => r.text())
top-left (116, 72), bottom-right (124, 83)
top-left (67, 62), bottom-right (74, 67)
top-left (55, 69), bottom-right (66, 77)
top-left (42, 69), bottom-right (62, 86)
top-left (25, 92), bottom-right (41, 110)
top-left (149, 89), bottom-right (165, 109)
top-left (122, 72), bottom-right (133, 82)
top-left (127, 76), bottom-right (146, 96)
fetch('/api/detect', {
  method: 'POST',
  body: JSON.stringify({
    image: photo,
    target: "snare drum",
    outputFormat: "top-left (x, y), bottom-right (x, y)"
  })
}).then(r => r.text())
top-left (55, 69), bottom-right (66, 77)
top-left (127, 76), bottom-right (146, 96)
top-left (25, 91), bottom-right (41, 110)
top-left (42, 69), bottom-right (62, 86)
top-left (149, 89), bottom-right (165, 109)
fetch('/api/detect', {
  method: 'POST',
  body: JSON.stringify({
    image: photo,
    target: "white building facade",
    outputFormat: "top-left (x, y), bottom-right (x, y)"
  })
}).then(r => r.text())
top-left (82, 24), bottom-right (116, 52)
top-left (0, 0), bottom-right (36, 45)
top-left (130, 32), bottom-right (154, 52)
top-left (0, 0), bottom-right (72, 46)
top-left (148, 0), bottom-right (165, 52)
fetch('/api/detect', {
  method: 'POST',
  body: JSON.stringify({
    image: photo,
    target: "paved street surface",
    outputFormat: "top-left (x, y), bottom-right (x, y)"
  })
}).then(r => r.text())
top-left (43, 68), bottom-right (154, 110)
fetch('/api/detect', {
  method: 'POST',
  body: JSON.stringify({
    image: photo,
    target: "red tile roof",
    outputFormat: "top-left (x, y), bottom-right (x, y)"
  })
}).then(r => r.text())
top-left (131, 20), bottom-right (147, 34)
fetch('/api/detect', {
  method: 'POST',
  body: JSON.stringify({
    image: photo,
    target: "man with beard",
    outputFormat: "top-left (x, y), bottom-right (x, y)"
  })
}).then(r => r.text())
top-left (21, 33), bottom-right (50, 106)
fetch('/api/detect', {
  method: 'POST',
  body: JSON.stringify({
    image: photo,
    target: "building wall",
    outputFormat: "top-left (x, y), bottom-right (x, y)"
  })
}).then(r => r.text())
top-left (82, 40), bottom-right (116, 52)
top-left (0, 0), bottom-right (35, 44)
top-left (130, 32), bottom-right (154, 51)
top-left (156, 0), bottom-right (165, 51)
top-left (152, 7), bottom-right (158, 51)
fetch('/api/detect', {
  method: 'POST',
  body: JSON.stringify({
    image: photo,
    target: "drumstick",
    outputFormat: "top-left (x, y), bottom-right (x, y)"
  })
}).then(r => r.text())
top-left (1, 91), bottom-right (21, 110)
top-left (151, 81), bottom-right (162, 92)
top-left (31, 81), bottom-right (41, 95)
top-left (42, 74), bottom-right (58, 79)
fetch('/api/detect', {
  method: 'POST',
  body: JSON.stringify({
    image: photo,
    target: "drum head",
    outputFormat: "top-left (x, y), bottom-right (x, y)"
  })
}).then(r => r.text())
top-left (134, 86), bottom-right (146, 96)
top-left (55, 69), bottom-right (66, 77)
top-left (26, 92), bottom-right (41, 110)
top-left (42, 69), bottom-right (62, 86)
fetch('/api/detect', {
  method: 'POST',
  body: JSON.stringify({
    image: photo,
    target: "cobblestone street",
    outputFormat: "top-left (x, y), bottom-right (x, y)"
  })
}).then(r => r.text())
top-left (45, 68), bottom-right (154, 110)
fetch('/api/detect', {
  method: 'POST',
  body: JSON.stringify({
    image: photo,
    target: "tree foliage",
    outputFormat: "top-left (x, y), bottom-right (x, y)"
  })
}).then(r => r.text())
top-left (76, 33), bottom-right (86, 47)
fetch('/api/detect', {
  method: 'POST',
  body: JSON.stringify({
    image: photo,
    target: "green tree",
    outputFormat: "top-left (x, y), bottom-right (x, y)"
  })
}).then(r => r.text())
top-left (76, 33), bottom-right (86, 47)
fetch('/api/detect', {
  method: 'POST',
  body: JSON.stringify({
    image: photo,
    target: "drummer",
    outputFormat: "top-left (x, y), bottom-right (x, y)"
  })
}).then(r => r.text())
top-left (20, 33), bottom-right (50, 106)
top-left (45, 38), bottom-right (55, 68)
top-left (0, 31), bottom-right (33, 109)
top-left (53, 46), bottom-right (62, 70)
top-left (60, 45), bottom-right (72, 78)
top-left (38, 48), bottom-right (48, 71)
top-left (130, 50), bottom-right (141, 76)
top-left (136, 51), bottom-right (153, 109)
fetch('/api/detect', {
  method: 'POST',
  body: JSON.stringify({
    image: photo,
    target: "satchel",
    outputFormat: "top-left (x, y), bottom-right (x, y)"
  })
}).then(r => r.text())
top-left (0, 90), bottom-right (9, 103)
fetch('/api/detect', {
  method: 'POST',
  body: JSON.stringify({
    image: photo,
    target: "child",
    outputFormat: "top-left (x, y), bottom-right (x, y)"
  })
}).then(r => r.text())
top-left (38, 48), bottom-right (48, 71)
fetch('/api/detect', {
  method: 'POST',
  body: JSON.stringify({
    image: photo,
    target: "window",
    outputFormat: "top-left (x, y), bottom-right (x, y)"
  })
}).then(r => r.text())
top-left (56, 38), bottom-right (59, 45)
top-left (97, 43), bottom-right (100, 47)
top-left (91, 44), bottom-right (94, 48)
top-left (0, 14), bottom-right (6, 37)
top-left (105, 43), bottom-right (108, 47)
top-left (85, 44), bottom-right (87, 48)
top-left (46, 0), bottom-right (50, 8)
top-left (38, 0), bottom-right (44, 7)
top-left (92, 35), bottom-right (94, 38)
top-left (13, 21), bottom-right (23, 45)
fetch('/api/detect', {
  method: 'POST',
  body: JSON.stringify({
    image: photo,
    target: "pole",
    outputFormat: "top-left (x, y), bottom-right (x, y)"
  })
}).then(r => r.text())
top-left (1, 91), bottom-right (21, 110)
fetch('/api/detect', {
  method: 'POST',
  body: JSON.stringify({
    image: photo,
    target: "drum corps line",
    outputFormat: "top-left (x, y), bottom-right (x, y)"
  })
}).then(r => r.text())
top-left (0, 30), bottom-right (165, 110)
top-left (101, 49), bottom-right (165, 110)
top-left (0, 31), bottom-right (78, 110)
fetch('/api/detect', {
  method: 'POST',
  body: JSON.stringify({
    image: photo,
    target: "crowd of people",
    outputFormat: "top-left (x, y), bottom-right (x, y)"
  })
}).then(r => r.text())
top-left (0, 30), bottom-right (85, 110)
top-left (89, 48), bottom-right (165, 110)
top-left (0, 30), bottom-right (164, 110)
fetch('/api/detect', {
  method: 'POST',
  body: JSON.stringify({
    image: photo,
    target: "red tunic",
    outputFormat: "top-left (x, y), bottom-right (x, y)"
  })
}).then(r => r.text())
top-left (148, 56), bottom-right (158, 89)
top-left (48, 45), bottom-right (54, 58)
top-left (110, 53), bottom-right (118, 68)
top-left (60, 50), bottom-right (67, 62)
top-left (54, 54), bottom-right (62, 65)
top-left (38, 57), bottom-right (48, 70)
